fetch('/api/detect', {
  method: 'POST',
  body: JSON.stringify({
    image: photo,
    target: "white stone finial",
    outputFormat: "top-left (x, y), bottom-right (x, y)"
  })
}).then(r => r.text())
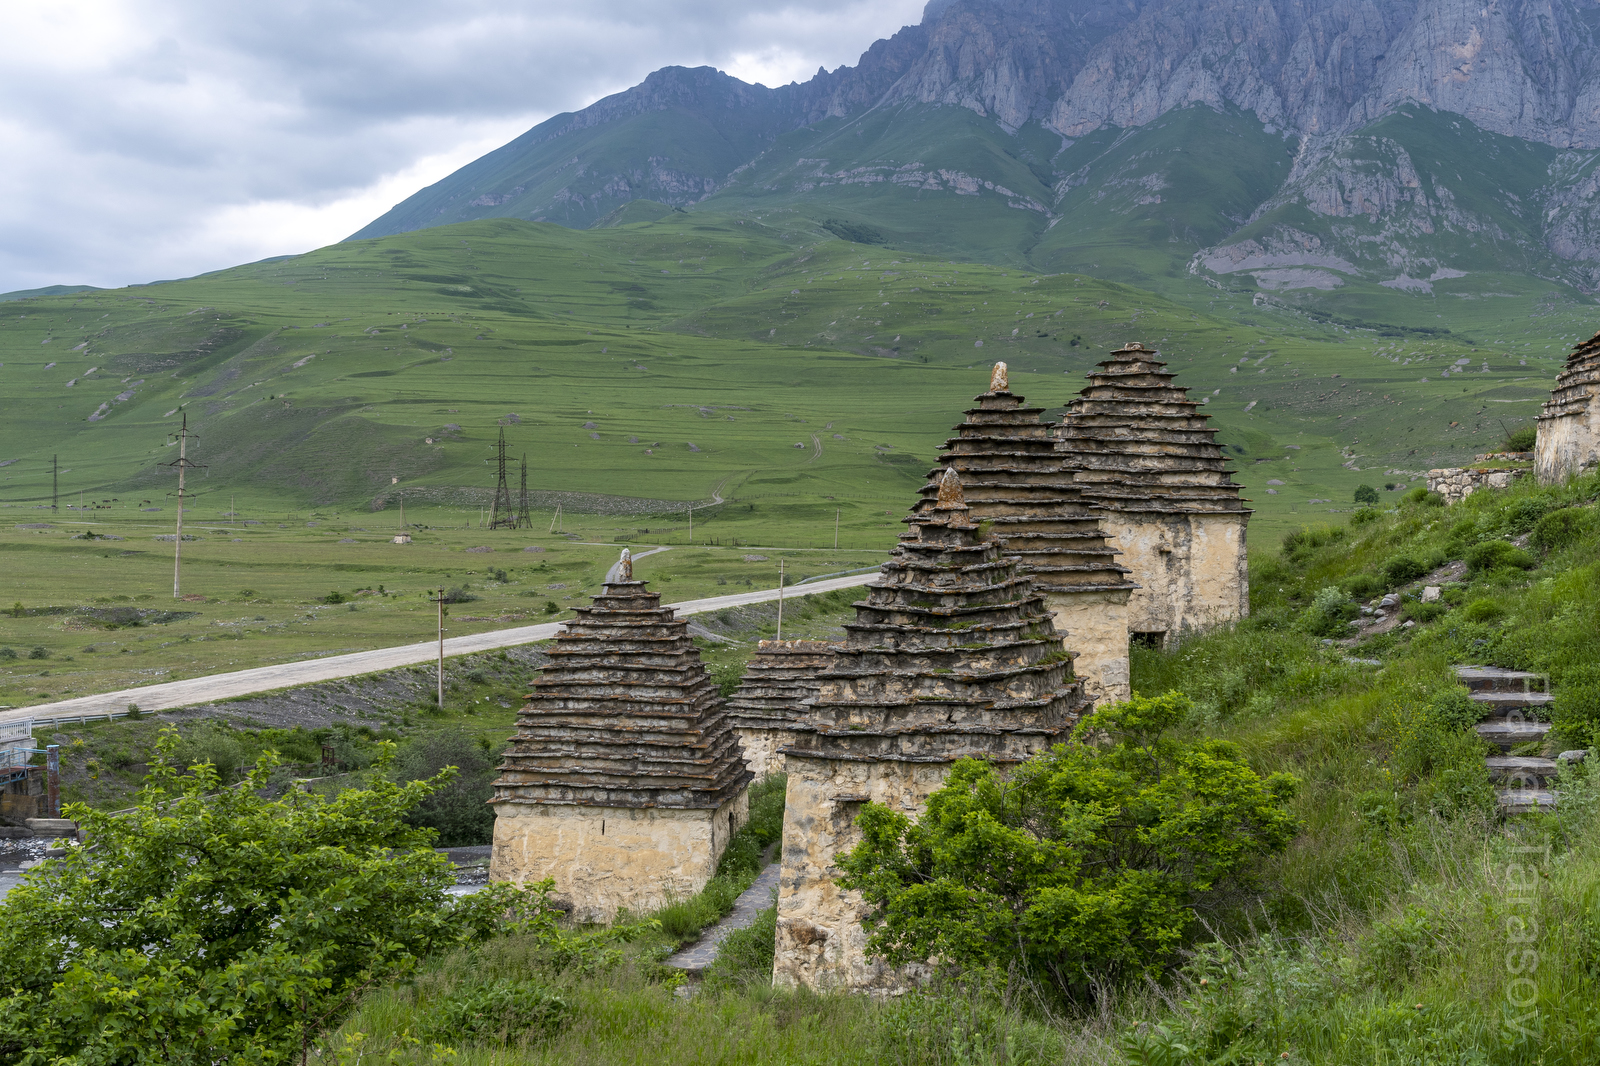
top-left (935, 467), bottom-right (967, 510)
top-left (989, 361), bottom-right (1008, 392)
top-left (618, 547), bottom-right (633, 581)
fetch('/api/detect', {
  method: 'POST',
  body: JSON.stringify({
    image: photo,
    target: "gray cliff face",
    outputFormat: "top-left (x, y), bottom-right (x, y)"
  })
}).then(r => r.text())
top-left (351, 0), bottom-right (1600, 279)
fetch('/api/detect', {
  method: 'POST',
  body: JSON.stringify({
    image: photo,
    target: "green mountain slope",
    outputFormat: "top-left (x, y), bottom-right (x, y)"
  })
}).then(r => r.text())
top-left (0, 215), bottom-right (1589, 546)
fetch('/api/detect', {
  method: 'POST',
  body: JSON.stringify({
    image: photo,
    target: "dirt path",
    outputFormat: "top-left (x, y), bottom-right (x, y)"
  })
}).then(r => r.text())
top-left (2, 571), bottom-right (879, 728)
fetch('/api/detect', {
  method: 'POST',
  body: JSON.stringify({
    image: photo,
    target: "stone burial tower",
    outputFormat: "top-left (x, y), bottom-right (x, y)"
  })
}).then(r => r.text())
top-left (773, 469), bottom-right (1087, 994)
top-left (1536, 329), bottom-right (1600, 484)
top-left (724, 639), bottom-right (836, 777)
top-left (489, 549), bottom-right (752, 922)
top-left (912, 361), bottom-right (1138, 704)
top-left (1054, 342), bottom-right (1250, 648)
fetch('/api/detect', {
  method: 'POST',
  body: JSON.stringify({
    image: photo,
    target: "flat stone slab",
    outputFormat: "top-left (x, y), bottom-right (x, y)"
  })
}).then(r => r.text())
top-left (665, 862), bottom-right (780, 974)
top-left (1456, 666), bottom-right (1547, 693)
top-left (1486, 756), bottom-right (1559, 784)
top-left (1476, 721), bottom-right (1551, 747)
top-left (1498, 789), bottom-right (1558, 814)
top-left (1469, 691), bottom-right (1555, 717)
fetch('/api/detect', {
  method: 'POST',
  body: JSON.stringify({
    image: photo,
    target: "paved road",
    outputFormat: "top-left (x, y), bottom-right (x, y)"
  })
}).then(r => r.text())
top-left (0, 571), bottom-right (878, 728)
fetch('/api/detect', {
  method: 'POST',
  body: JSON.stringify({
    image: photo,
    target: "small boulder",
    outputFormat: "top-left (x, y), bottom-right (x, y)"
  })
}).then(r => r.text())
top-left (1557, 750), bottom-right (1588, 764)
top-left (1421, 586), bottom-right (1442, 603)
top-left (1380, 594), bottom-right (1400, 608)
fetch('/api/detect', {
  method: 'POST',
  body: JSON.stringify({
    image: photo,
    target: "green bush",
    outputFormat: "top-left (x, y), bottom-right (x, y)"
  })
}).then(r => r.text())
top-left (1552, 666), bottom-right (1600, 750)
top-left (1297, 585), bottom-right (1357, 637)
top-left (1342, 573), bottom-right (1384, 601)
top-left (1350, 506), bottom-right (1383, 527)
top-left (1464, 538), bottom-right (1536, 573)
top-left (0, 647), bottom-right (14, 660)
top-left (838, 693), bottom-right (1298, 995)
top-left (1506, 426), bottom-right (1537, 451)
top-left (0, 731), bottom-right (547, 1064)
top-left (1461, 598), bottom-right (1504, 623)
top-left (1402, 600), bottom-right (1449, 625)
top-left (391, 730), bottom-right (499, 846)
top-left (324, 590), bottom-right (347, 604)
top-left (1354, 484), bottom-right (1379, 506)
top-left (1384, 556), bottom-right (1429, 587)
top-left (1506, 496), bottom-right (1552, 534)
top-left (1531, 506), bottom-right (1594, 553)
top-left (419, 978), bottom-right (569, 1047)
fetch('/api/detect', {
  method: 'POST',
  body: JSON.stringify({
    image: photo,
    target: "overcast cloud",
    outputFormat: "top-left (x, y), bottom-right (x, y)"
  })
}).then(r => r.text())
top-left (0, 0), bottom-right (927, 294)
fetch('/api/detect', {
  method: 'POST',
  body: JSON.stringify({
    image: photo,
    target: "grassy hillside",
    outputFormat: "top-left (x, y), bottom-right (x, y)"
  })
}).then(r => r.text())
top-left (289, 472), bottom-right (1600, 1065)
top-left (2, 212), bottom-right (1586, 559)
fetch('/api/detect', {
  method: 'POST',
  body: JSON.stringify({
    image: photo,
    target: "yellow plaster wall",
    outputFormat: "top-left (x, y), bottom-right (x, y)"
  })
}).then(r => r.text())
top-left (1043, 588), bottom-right (1130, 705)
top-left (489, 791), bottom-right (748, 923)
top-left (734, 726), bottom-right (792, 778)
top-left (1100, 512), bottom-right (1247, 642)
top-left (772, 756), bottom-right (941, 995)
top-left (1537, 406), bottom-right (1600, 484)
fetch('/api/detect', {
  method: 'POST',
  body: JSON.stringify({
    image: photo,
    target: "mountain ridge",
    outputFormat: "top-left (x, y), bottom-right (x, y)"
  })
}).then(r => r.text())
top-left (350, 0), bottom-right (1600, 294)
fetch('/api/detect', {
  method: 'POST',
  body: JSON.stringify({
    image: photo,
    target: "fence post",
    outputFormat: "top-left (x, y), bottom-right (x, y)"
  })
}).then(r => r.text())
top-left (46, 745), bottom-right (60, 818)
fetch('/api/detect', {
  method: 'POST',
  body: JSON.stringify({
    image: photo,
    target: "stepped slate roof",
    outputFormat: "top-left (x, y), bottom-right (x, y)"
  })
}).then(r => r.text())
top-left (492, 579), bottom-right (751, 809)
top-left (912, 365), bottom-right (1134, 594)
top-left (1054, 342), bottom-right (1249, 515)
top-left (1540, 329), bottom-right (1600, 424)
top-left (784, 469), bottom-right (1086, 767)
top-left (724, 639), bottom-right (833, 737)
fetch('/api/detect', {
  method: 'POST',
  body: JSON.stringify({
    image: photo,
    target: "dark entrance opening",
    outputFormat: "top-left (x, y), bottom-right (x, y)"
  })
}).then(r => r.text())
top-left (1131, 631), bottom-right (1167, 650)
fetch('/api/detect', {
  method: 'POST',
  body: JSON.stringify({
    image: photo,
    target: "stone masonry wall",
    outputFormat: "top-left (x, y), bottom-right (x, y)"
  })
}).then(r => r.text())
top-left (1043, 588), bottom-right (1131, 704)
top-left (1098, 511), bottom-right (1248, 642)
top-left (773, 758), bottom-right (940, 993)
top-left (489, 791), bottom-right (747, 923)
top-left (1426, 467), bottom-right (1529, 505)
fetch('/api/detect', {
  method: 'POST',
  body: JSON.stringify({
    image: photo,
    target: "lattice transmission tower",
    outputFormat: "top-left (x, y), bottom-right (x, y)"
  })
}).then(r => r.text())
top-left (517, 453), bottom-right (532, 529)
top-left (489, 426), bottom-right (517, 529)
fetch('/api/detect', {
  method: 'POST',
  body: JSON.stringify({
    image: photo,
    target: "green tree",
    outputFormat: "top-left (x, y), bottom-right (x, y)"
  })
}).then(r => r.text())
top-left (838, 693), bottom-right (1299, 996)
top-left (0, 729), bottom-right (549, 1065)
top-left (1353, 484), bottom-right (1379, 506)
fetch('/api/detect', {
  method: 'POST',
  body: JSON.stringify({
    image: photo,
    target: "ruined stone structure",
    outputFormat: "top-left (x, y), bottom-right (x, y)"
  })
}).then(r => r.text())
top-left (724, 640), bottom-right (834, 776)
top-left (1536, 330), bottom-right (1600, 484)
top-left (774, 469), bottom-right (1087, 994)
top-left (490, 553), bottom-right (751, 921)
top-left (913, 363), bottom-right (1138, 703)
top-left (1055, 343), bottom-right (1250, 647)
top-left (1426, 465), bottom-right (1529, 505)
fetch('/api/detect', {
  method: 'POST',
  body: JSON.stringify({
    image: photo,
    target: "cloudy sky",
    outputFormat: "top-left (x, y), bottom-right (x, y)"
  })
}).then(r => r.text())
top-left (0, 0), bottom-right (927, 294)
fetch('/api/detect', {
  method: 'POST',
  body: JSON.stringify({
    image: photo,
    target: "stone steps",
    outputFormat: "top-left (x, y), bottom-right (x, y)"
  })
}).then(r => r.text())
top-left (1455, 666), bottom-right (1558, 813)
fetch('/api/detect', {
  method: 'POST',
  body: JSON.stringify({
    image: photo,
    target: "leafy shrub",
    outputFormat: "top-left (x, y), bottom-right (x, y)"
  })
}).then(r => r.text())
top-left (1297, 586), bottom-right (1356, 637)
top-left (707, 659), bottom-right (747, 697)
top-left (1342, 573), bottom-right (1384, 601)
top-left (1464, 539), bottom-right (1536, 574)
top-left (1402, 601), bottom-right (1448, 625)
top-left (1383, 556), bottom-right (1429, 587)
top-left (1531, 506), bottom-right (1594, 553)
top-left (391, 731), bottom-right (499, 846)
top-left (542, 600), bottom-right (559, 614)
top-left (1505, 496), bottom-right (1552, 534)
top-left (1403, 487), bottom-right (1430, 505)
top-left (1461, 598), bottom-right (1504, 623)
top-left (1350, 506), bottom-right (1383, 527)
top-left (26, 645), bottom-right (49, 660)
top-left (324, 590), bottom-right (347, 604)
top-left (1551, 666), bottom-right (1600, 750)
top-left (420, 978), bottom-right (569, 1047)
top-left (0, 647), bottom-right (14, 661)
top-left (1281, 525), bottom-right (1345, 558)
top-left (0, 731), bottom-right (545, 1064)
top-left (441, 586), bottom-right (478, 604)
top-left (838, 693), bottom-right (1299, 994)
top-left (1506, 426), bottom-right (1537, 451)
top-left (1354, 484), bottom-right (1379, 505)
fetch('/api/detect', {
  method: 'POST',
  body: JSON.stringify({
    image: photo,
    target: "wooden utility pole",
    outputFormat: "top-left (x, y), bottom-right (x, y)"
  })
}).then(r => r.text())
top-left (834, 509), bottom-right (840, 549)
top-left (432, 587), bottom-right (446, 708)
top-left (776, 559), bottom-right (785, 640)
top-left (398, 493), bottom-right (405, 529)
top-left (688, 505), bottom-right (693, 543)
top-left (165, 414), bottom-right (204, 598)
